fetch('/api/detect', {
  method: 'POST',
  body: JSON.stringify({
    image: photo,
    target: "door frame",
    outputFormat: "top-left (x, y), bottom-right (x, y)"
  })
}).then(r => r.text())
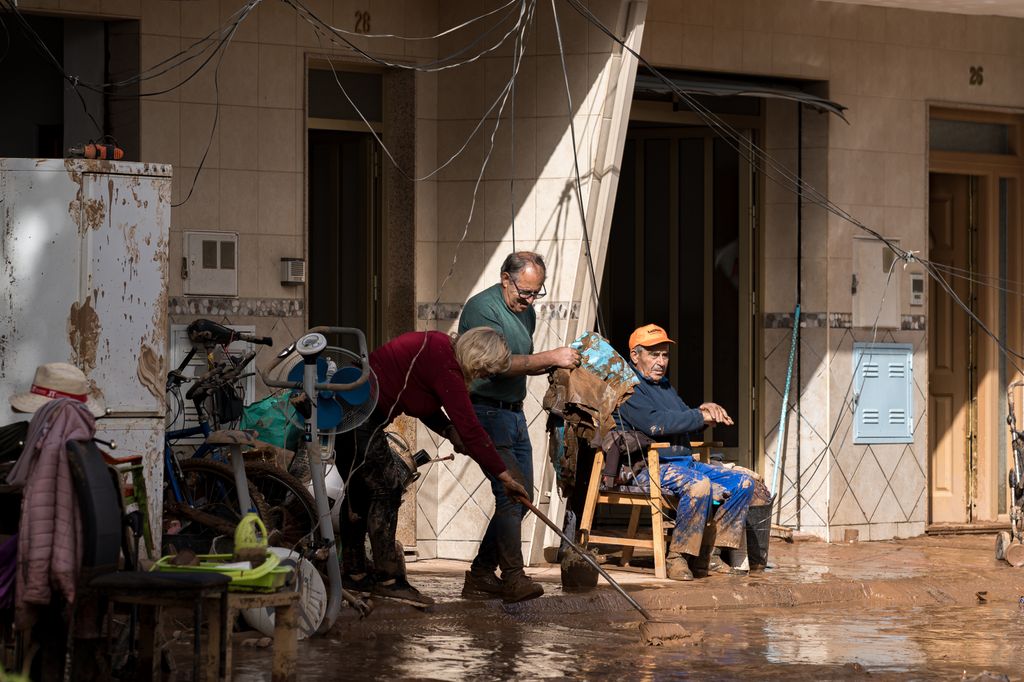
top-left (928, 105), bottom-right (1024, 525)
top-left (622, 108), bottom-right (761, 467)
top-left (304, 58), bottom-right (387, 349)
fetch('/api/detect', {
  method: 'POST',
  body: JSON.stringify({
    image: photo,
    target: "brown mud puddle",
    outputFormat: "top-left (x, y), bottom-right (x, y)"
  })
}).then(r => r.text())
top-left (224, 600), bottom-right (1024, 680)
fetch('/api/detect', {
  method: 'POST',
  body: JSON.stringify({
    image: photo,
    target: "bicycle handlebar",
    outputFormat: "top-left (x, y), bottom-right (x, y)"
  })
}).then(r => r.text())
top-left (187, 318), bottom-right (273, 347)
top-left (260, 326), bottom-right (370, 392)
top-left (184, 348), bottom-right (259, 402)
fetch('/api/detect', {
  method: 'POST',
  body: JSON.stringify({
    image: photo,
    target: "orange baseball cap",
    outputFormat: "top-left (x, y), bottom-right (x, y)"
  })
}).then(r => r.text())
top-left (628, 324), bottom-right (675, 350)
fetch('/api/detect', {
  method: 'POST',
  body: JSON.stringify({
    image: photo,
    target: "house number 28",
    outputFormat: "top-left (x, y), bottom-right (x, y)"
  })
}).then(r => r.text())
top-left (969, 65), bottom-right (984, 86)
top-left (355, 10), bottom-right (371, 33)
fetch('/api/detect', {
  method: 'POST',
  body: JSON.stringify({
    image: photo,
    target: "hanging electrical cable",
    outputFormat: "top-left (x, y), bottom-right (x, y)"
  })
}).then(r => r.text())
top-left (549, 0), bottom-right (604, 336)
top-left (563, 0), bottom-right (1024, 369)
top-left (171, 0), bottom-right (258, 206)
top-left (304, 1), bottom-right (529, 183)
top-left (338, 0), bottom-right (539, 495)
top-left (310, 0), bottom-right (520, 41)
top-left (286, 0), bottom-right (524, 73)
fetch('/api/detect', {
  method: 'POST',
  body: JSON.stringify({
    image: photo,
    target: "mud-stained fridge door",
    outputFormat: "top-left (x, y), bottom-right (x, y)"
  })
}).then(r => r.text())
top-left (81, 170), bottom-right (170, 553)
top-left (0, 162), bottom-right (81, 407)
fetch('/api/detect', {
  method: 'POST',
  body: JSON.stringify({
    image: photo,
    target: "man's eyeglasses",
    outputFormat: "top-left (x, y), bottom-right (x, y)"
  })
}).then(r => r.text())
top-left (509, 279), bottom-right (546, 301)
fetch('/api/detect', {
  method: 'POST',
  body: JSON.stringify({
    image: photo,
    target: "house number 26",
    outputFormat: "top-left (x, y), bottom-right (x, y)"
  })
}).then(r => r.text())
top-left (355, 10), bottom-right (371, 33)
top-left (969, 65), bottom-right (984, 86)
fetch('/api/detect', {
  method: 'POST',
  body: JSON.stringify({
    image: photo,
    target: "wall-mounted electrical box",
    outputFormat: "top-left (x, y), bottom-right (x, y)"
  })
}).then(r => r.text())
top-left (280, 258), bottom-right (306, 285)
top-left (852, 342), bottom-right (914, 444)
top-left (852, 236), bottom-right (902, 329)
top-left (184, 231), bottom-right (238, 296)
top-left (910, 272), bottom-right (925, 306)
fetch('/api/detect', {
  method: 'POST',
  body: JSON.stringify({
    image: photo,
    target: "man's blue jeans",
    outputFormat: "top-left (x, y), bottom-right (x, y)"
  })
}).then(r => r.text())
top-left (470, 405), bottom-right (532, 580)
top-left (636, 458), bottom-right (754, 556)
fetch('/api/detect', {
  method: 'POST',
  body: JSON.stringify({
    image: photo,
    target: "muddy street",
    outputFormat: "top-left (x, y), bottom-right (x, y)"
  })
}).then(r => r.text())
top-left (229, 600), bottom-right (1024, 680)
top-left (217, 535), bottom-right (1024, 680)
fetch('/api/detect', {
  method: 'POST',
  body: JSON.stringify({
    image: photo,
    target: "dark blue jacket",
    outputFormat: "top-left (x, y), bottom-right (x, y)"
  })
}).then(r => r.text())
top-left (617, 363), bottom-right (705, 464)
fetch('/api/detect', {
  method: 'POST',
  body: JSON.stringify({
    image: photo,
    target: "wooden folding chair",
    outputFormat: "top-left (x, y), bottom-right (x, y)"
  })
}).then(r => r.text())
top-left (577, 442), bottom-right (673, 578)
top-left (576, 440), bottom-right (722, 579)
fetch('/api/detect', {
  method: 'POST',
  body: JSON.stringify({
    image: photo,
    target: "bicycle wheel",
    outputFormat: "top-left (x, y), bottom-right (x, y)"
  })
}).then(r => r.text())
top-left (243, 461), bottom-right (318, 552)
top-left (163, 459), bottom-right (269, 553)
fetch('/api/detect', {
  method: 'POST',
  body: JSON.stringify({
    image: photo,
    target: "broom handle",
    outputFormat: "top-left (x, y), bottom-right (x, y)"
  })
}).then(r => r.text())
top-left (519, 497), bottom-right (653, 621)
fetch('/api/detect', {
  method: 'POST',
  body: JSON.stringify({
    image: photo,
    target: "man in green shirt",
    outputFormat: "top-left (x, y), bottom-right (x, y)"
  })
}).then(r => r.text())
top-left (458, 251), bottom-right (580, 602)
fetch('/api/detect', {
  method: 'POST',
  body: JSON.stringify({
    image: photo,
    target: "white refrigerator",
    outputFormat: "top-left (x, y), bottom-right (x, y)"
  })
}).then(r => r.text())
top-left (0, 157), bottom-right (172, 549)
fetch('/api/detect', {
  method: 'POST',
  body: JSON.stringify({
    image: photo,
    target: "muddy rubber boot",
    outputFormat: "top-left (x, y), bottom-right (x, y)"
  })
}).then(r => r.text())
top-left (372, 577), bottom-right (435, 608)
top-left (666, 552), bottom-right (694, 581)
top-left (708, 549), bottom-right (735, 575)
top-left (462, 570), bottom-right (504, 599)
top-left (501, 572), bottom-right (544, 603)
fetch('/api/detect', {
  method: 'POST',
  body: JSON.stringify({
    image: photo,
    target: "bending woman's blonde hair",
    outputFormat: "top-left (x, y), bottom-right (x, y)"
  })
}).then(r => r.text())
top-left (453, 327), bottom-right (512, 381)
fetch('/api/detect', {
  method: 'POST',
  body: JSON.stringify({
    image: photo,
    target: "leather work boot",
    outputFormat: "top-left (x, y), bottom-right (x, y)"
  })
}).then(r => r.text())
top-left (343, 573), bottom-right (377, 597)
top-left (372, 577), bottom-right (436, 608)
top-left (462, 570), bottom-right (504, 599)
top-left (665, 553), bottom-right (695, 581)
top-left (501, 572), bottom-right (544, 603)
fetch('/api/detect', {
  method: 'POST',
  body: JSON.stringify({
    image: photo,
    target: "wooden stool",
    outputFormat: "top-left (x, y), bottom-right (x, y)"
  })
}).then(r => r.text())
top-left (206, 591), bottom-right (300, 682)
top-left (88, 571), bottom-right (230, 682)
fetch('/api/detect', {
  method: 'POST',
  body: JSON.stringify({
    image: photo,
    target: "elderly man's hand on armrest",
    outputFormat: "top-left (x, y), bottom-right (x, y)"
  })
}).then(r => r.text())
top-left (699, 402), bottom-right (734, 427)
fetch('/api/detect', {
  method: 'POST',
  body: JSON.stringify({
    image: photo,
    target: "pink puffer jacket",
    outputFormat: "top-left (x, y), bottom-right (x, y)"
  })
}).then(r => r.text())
top-left (6, 399), bottom-right (95, 627)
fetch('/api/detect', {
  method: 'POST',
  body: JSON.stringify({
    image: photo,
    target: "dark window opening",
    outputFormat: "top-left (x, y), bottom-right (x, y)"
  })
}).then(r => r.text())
top-left (0, 13), bottom-right (139, 159)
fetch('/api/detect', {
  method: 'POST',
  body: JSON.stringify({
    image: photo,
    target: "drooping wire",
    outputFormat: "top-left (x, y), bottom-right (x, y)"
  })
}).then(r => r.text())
top-left (562, 0), bottom-right (907, 265)
top-left (561, 0), bottom-right (1024, 524)
top-left (323, 0), bottom-right (538, 511)
top-left (171, 2), bottom-right (253, 207)
top-left (0, 0), bottom-right (104, 135)
top-left (302, 0), bottom-right (520, 41)
top-left (286, 0), bottom-right (524, 73)
top-left (304, 1), bottom-right (529, 184)
top-left (564, 0), bottom-right (1024, 368)
top-left (550, 0), bottom-right (604, 336)
top-left (509, 29), bottom-right (517, 252)
top-left (777, 256), bottom-right (902, 525)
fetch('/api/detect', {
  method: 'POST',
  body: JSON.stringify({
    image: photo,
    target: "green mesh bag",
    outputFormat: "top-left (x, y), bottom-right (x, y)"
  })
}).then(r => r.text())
top-left (239, 393), bottom-right (303, 451)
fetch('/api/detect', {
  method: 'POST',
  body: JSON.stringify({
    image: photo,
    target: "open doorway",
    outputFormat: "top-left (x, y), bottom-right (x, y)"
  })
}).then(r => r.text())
top-left (307, 129), bottom-right (382, 349)
top-left (600, 125), bottom-right (756, 466)
top-left (306, 67), bottom-right (384, 351)
top-left (928, 108), bottom-right (1024, 528)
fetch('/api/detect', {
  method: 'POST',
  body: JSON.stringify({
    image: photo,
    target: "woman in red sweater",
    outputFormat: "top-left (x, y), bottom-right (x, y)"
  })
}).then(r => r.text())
top-left (341, 327), bottom-right (529, 607)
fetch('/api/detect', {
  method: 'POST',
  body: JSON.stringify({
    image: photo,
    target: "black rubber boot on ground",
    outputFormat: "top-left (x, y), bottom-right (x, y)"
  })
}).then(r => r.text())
top-left (462, 570), bottom-right (504, 599)
top-left (501, 572), bottom-right (544, 603)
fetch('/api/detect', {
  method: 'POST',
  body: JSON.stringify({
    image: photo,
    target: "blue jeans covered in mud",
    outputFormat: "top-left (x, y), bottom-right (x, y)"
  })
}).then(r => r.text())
top-left (470, 405), bottom-right (532, 580)
top-left (636, 459), bottom-right (755, 557)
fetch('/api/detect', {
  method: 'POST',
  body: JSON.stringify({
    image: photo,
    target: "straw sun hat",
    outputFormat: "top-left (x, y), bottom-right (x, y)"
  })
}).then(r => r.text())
top-left (9, 362), bottom-right (106, 418)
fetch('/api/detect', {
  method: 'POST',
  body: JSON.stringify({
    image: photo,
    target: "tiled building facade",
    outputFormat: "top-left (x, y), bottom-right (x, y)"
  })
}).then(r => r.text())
top-left (7, 0), bottom-right (1024, 559)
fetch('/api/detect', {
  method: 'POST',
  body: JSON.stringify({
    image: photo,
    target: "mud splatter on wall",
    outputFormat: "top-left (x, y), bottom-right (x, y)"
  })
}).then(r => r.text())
top-left (68, 296), bottom-right (101, 371)
top-left (136, 343), bottom-right (165, 406)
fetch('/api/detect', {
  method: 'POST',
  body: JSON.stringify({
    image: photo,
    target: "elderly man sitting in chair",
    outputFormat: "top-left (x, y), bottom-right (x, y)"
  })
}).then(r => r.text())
top-left (617, 324), bottom-right (756, 581)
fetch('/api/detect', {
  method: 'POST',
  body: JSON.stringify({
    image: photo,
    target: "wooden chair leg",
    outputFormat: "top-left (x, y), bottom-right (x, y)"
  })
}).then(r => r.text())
top-left (621, 507), bottom-right (641, 566)
top-left (577, 450), bottom-right (605, 545)
top-left (648, 446), bottom-right (667, 579)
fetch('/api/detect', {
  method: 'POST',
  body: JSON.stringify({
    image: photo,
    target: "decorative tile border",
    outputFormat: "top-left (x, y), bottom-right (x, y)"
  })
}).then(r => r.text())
top-left (763, 312), bottom-right (925, 331)
top-left (169, 296), bottom-right (303, 317)
top-left (417, 301), bottom-right (580, 321)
